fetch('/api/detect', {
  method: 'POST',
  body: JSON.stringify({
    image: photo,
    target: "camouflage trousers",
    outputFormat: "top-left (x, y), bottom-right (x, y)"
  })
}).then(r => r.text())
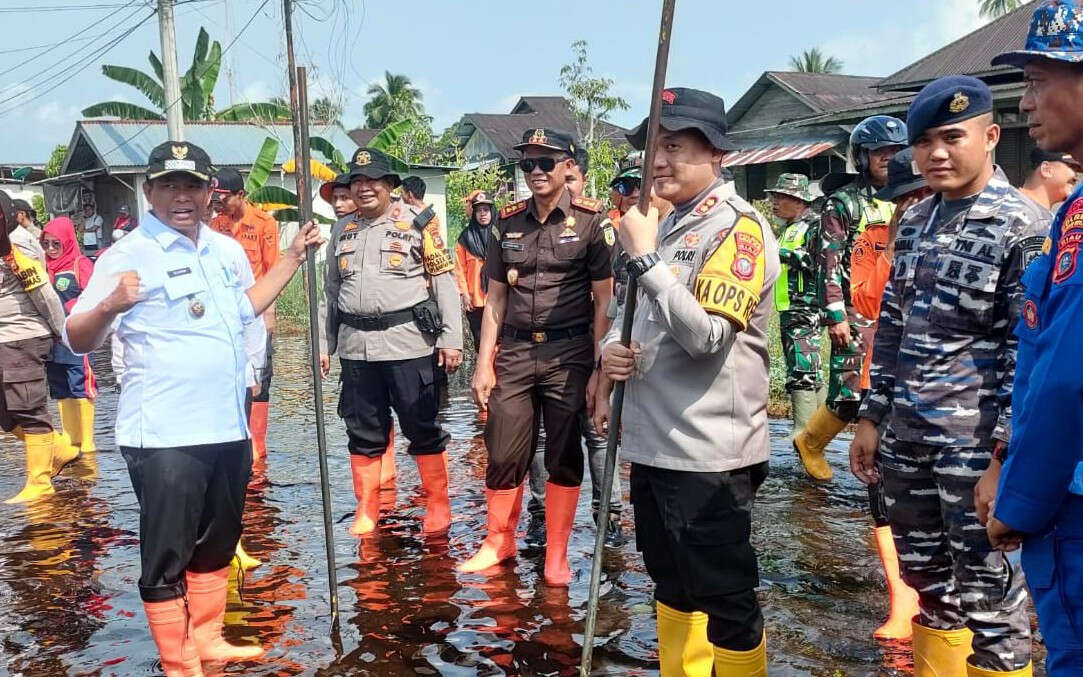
top-left (779, 309), bottom-right (823, 392)
top-left (879, 429), bottom-right (1031, 671)
top-left (825, 314), bottom-right (874, 419)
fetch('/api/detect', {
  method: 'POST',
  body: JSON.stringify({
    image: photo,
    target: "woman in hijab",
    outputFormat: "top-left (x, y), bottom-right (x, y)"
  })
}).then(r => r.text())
top-left (40, 216), bottom-right (98, 457)
top-left (454, 191), bottom-right (496, 348)
top-left (0, 191), bottom-right (77, 503)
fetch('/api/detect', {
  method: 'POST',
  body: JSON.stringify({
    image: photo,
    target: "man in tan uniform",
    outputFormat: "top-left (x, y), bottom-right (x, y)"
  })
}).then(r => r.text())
top-left (596, 88), bottom-right (779, 675)
top-left (323, 147), bottom-right (462, 538)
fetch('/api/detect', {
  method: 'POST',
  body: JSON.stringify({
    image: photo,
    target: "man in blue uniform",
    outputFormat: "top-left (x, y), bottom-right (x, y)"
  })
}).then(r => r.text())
top-left (988, 2), bottom-right (1083, 674)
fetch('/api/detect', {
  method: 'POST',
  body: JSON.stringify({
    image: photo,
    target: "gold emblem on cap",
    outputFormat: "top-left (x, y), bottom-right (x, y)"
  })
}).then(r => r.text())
top-left (529, 128), bottom-right (547, 145)
top-left (171, 144), bottom-right (188, 160)
top-left (355, 150), bottom-right (371, 166)
top-left (949, 92), bottom-right (970, 114)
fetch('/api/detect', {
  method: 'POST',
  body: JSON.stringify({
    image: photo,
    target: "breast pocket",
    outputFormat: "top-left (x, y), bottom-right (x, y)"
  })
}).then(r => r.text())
top-left (553, 237), bottom-right (587, 262)
top-left (500, 240), bottom-right (529, 265)
top-left (929, 246), bottom-right (1003, 331)
top-left (380, 238), bottom-right (417, 276)
top-left (336, 241), bottom-right (357, 278)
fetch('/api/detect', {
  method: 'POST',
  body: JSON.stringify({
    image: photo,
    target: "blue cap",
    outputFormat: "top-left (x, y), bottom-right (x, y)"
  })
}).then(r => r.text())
top-left (906, 75), bottom-right (993, 145)
top-left (992, 0), bottom-right (1083, 68)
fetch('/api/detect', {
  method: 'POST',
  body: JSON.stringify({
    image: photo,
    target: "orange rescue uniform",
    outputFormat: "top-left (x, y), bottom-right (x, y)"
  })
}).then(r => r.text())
top-left (849, 223), bottom-right (891, 389)
top-left (209, 203), bottom-right (279, 279)
top-left (454, 242), bottom-right (487, 309)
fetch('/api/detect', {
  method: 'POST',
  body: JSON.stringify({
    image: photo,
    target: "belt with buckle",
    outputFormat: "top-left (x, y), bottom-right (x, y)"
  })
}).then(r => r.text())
top-left (501, 324), bottom-right (590, 343)
top-left (341, 308), bottom-right (415, 332)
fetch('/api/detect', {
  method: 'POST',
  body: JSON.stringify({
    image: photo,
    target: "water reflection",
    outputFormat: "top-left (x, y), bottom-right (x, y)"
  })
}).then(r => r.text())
top-left (0, 331), bottom-right (1042, 675)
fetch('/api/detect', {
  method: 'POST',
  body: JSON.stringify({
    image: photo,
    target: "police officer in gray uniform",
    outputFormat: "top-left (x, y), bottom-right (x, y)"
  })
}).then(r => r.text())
top-left (324, 147), bottom-right (463, 538)
top-left (851, 76), bottom-right (1045, 675)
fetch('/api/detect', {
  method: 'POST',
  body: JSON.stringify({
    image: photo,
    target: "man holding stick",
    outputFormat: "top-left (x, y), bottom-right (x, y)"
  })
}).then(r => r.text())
top-left (63, 141), bottom-right (322, 676)
top-left (596, 88), bottom-right (779, 675)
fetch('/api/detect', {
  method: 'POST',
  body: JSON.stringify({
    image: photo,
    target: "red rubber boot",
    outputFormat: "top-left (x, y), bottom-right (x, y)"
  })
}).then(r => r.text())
top-left (873, 525), bottom-right (920, 639)
top-left (544, 483), bottom-right (580, 586)
top-left (143, 598), bottom-right (204, 676)
top-left (415, 452), bottom-right (451, 533)
top-left (186, 568), bottom-right (264, 662)
top-left (349, 454), bottom-right (382, 536)
top-left (249, 402), bottom-right (269, 461)
top-left (459, 485), bottom-right (524, 572)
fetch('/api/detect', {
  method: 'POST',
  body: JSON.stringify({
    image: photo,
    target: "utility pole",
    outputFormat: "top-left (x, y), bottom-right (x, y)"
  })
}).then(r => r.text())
top-left (158, 0), bottom-right (184, 141)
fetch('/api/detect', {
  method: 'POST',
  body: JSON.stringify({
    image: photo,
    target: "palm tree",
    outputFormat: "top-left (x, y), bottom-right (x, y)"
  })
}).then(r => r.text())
top-left (270, 95), bottom-right (343, 125)
top-left (789, 48), bottom-right (844, 74)
top-left (82, 27), bottom-right (288, 122)
top-left (979, 0), bottom-right (1021, 18)
top-left (363, 72), bottom-right (424, 128)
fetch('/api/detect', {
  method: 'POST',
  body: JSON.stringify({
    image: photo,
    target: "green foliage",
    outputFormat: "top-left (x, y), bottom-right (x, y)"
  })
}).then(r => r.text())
top-left (789, 48), bottom-right (844, 74)
top-left (979, 0), bottom-right (1020, 18)
top-left (752, 198), bottom-right (785, 237)
top-left (83, 26), bottom-right (282, 123)
top-left (367, 119), bottom-right (417, 171)
top-left (382, 116), bottom-right (437, 166)
top-left (247, 184), bottom-right (297, 207)
top-left (559, 40), bottom-right (630, 197)
top-left (44, 145), bottom-right (67, 178)
top-left (309, 136), bottom-right (348, 173)
top-left (32, 195), bottom-right (46, 220)
top-left (363, 71), bottom-right (424, 128)
top-left (245, 137), bottom-right (280, 194)
top-left (587, 139), bottom-right (621, 205)
top-left (444, 162), bottom-right (509, 244)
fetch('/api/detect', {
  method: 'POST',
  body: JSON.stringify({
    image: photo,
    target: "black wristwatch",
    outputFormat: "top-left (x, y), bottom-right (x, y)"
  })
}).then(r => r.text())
top-left (626, 251), bottom-right (661, 278)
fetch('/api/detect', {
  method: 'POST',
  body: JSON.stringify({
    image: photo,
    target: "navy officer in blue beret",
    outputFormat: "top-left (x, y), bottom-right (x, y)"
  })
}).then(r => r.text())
top-left (850, 74), bottom-right (1048, 676)
top-left (986, 1), bottom-right (1083, 674)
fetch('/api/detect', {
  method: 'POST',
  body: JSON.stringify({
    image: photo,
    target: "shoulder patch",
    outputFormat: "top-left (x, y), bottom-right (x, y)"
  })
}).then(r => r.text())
top-left (571, 195), bottom-right (603, 213)
top-left (693, 215), bottom-right (765, 329)
top-left (422, 222), bottom-right (454, 275)
top-left (500, 200), bottom-right (528, 219)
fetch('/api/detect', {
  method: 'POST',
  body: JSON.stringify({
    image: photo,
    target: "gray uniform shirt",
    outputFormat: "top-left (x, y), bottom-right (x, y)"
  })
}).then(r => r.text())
top-left (604, 179), bottom-right (781, 472)
top-left (323, 202), bottom-right (462, 361)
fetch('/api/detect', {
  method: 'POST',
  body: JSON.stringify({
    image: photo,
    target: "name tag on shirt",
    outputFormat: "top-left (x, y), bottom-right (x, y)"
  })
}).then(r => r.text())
top-left (502, 241), bottom-right (524, 251)
top-left (168, 267), bottom-right (192, 278)
top-left (163, 271), bottom-right (207, 300)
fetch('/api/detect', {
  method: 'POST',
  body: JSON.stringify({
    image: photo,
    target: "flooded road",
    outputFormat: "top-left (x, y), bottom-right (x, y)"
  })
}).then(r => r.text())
top-left (0, 332), bottom-right (1042, 676)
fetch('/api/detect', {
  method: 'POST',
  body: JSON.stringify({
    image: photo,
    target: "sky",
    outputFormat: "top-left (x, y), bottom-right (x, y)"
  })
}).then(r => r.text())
top-left (0, 0), bottom-right (992, 164)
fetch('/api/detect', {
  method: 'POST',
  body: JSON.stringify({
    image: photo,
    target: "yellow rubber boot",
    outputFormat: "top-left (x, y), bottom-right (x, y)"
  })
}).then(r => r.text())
top-left (912, 622), bottom-right (973, 677)
top-left (4, 432), bottom-right (56, 504)
top-left (792, 404), bottom-right (845, 481)
top-left (233, 540), bottom-right (262, 570)
top-left (966, 660), bottom-right (1033, 676)
top-left (76, 399), bottom-right (96, 453)
top-left (50, 430), bottom-right (80, 476)
top-left (712, 633), bottom-right (767, 676)
top-left (873, 525), bottom-right (920, 639)
top-left (58, 399), bottom-right (81, 447)
top-left (656, 602), bottom-right (713, 677)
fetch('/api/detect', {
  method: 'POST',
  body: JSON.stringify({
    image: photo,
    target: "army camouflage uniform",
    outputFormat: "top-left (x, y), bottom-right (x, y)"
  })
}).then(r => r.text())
top-left (860, 169), bottom-right (1048, 670)
top-left (819, 180), bottom-right (894, 417)
top-left (770, 174), bottom-right (822, 393)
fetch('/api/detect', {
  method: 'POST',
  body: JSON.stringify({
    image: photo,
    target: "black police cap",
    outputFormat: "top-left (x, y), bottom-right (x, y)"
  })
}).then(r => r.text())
top-left (1030, 146), bottom-right (1081, 168)
top-left (319, 172), bottom-right (352, 204)
top-left (627, 87), bottom-right (736, 152)
top-left (513, 128), bottom-right (577, 154)
top-left (146, 141), bottom-right (213, 182)
top-left (346, 147), bottom-right (402, 187)
top-left (212, 167), bottom-right (245, 193)
top-left (906, 75), bottom-right (993, 145)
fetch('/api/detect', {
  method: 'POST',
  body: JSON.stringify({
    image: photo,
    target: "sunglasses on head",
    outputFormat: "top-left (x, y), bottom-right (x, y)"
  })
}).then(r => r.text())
top-left (613, 177), bottom-right (641, 196)
top-left (518, 156), bottom-right (566, 174)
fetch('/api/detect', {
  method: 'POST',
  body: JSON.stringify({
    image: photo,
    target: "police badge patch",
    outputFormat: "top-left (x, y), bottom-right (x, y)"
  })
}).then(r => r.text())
top-left (1022, 299), bottom-right (1039, 330)
top-left (603, 224), bottom-right (615, 246)
top-left (1053, 247), bottom-right (1078, 284)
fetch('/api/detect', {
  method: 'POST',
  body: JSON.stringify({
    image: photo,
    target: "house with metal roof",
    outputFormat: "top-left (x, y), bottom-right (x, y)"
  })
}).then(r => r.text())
top-left (724, 72), bottom-right (898, 199)
top-left (789, 0), bottom-right (1040, 186)
top-left (42, 120), bottom-right (452, 242)
top-left (455, 96), bottom-right (629, 199)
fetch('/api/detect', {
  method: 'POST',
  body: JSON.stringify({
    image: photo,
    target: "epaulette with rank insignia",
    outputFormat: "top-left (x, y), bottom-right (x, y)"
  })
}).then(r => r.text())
top-left (500, 200), bottom-right (528, 219)
top-left (571, 195), bottom-right (603, 213)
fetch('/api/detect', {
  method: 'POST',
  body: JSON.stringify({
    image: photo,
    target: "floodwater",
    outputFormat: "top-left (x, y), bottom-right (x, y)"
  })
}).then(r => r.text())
top-left (0, 332), bottom-right (1044, 676)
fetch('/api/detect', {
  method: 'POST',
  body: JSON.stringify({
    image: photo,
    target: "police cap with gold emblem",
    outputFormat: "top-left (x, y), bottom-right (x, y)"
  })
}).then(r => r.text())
top-left (346, 147), bottom-right (402, 187)
top-left (513, 127), bottom-right (576, 154)
top-left (146, 141), bottom-right (213, 182)
top-left (627, 87), bottom-right (736, 152)
top-left (906, 75), bottom-right (993, 145)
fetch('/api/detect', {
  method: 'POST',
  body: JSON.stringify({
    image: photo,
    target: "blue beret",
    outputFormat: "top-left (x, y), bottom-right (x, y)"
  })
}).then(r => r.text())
top-left (906, 75), bottom-right (993, 145)
top-left (993, 0), bottom-right (1083, 68)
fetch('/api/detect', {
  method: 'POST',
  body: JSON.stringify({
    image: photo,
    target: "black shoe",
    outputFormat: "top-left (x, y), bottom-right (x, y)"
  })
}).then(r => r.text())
top-left (604, 513), bottom-right (625, 548)
top-left (524, 513), bottom-right (546, 549)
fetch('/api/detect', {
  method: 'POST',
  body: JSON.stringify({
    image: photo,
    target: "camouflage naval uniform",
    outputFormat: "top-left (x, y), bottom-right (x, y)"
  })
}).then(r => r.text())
top-left (860, 168), bottom-right (1048, 669)
top-left (770, 174), bottom-right (822, 392)
top-left (819, 180), bottom-right (894, 416)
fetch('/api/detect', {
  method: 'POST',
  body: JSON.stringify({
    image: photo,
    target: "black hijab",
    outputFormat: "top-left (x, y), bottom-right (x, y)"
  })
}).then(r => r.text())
top-left (458, 203), bottom-right (495, 260)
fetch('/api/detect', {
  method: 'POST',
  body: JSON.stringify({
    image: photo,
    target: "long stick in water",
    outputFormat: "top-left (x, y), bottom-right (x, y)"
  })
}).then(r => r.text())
top-left (290, 65), bottom-right (340, 626)
top-left (580, 1), bottom-right (676, 673)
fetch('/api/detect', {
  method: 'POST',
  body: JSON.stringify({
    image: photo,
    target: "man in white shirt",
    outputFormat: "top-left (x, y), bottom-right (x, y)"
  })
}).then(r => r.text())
top-left (80, 203), bottom-right (103, 255)
top-left (65, 141), bottom-right (321, 676)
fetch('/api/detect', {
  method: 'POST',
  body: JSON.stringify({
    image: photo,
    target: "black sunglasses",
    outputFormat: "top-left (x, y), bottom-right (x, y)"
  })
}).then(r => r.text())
top-left (613, 177), bottom-right (641, 196)
top-left (519, 156), bottom-right (566, 174)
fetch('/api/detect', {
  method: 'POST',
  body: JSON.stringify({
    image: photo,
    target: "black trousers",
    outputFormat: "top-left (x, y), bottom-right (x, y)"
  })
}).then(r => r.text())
top-left (121, 440), bottom-right (252, 602)
top-left (252, 333), bottom-right (274, 403)
top-left (338, 355), bottom-right (448, 457)
top-left (631, 461), bottom-right (768, 651)
top-left (466, 309), bottom-right (483, 351)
